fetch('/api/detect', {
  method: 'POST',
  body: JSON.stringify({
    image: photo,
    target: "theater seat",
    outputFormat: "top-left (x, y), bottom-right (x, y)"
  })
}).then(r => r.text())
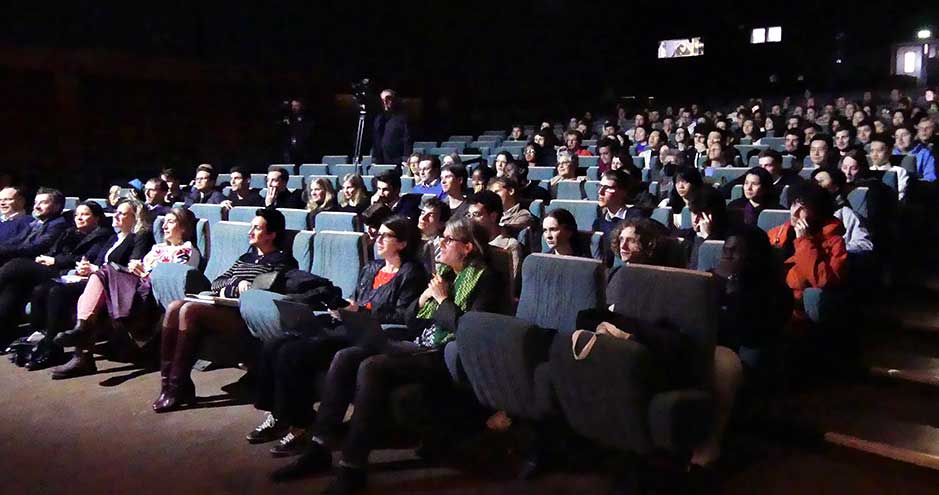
top-left (757, 209), bottom-right (790, 232)
top-left (579, 156), bottom-right (599, 168)
top-left (227, 206), bottom-right (256, 224)
top-left (188, 203), bottom-right (227, 225)
top-left (555, 181), bottom-right (586, 200)
top-left (696, 240), bottom-right (724, 272)
top-left (329, 164), bottom-right (359, 178)
top-left (203, 221), bottom-right (252, 281)
top-left (456, 255), bottom-right (606, 419)
top-left (269, 164), bottom-right (298, 175)
top-left (528, 166), bottom-right (556, 181)
top-left (278, 208), bottom-right (312, 231)
top-left (314, 212), bottom-right (361, 232)
top-left (299, 164), bottom-right (329, 176)
top-left (322, 155), bottom-right (349, 166)
top-left (250, 174), bottom-right (267, 189)
top-left (311, 231), bottom-right (368, 298)
top-left (545, 200), bottom-right (600, 232)
top-left (548, 264), bottom-right (717, 454)
top-left (711, 167), bottom-right (749, 185)
top-left (368, 164), bottom-right (398, 176)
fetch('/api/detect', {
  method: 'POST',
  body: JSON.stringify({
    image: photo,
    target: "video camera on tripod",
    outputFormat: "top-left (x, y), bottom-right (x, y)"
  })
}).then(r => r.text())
top-left (350, 78), bottom-right (371, 170)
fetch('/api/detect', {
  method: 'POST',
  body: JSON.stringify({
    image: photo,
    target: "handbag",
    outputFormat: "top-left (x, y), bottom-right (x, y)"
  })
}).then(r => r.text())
top-left (571, 322), bottom-right (633, 361)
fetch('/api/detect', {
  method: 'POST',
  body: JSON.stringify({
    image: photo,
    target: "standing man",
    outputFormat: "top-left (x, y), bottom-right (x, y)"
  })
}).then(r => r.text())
top-left (371, 89), bottom-right (410, 165)
top-left (281, 99), bottom-right (315, 165)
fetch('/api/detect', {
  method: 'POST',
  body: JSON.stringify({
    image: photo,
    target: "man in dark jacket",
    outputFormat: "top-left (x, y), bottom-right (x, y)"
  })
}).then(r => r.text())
top-left (183, 164), bottom-right (226, 207)
top-left (281, 99), bottom-right (316, 164)
top-left (371, 89), bottom-right (411, 165)
top-left (0, 187), bottom-right (69, 266)
top-left (264, 168), bottom-right (303, 209)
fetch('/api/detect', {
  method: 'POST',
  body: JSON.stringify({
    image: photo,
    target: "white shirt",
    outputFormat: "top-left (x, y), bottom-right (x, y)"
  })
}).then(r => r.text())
top-left (870, 163), bottom-right (909, 201)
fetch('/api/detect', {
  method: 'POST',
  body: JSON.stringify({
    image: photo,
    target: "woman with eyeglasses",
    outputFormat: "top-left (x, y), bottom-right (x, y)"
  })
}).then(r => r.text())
top-left (248, 216), bottom-right (428, 457)
top-left (549, 150), bottom-right (586, 199)
top-left (271, 218), bottom-right (501, 493)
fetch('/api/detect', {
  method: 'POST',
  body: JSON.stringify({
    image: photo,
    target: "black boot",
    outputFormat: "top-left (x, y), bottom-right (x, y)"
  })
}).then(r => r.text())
top-left (53, 320), bottom-right (92, 348)
top-left (152, 330), bottom-right (197, 413)
top-left (51, 350), bottom-right (97, 379)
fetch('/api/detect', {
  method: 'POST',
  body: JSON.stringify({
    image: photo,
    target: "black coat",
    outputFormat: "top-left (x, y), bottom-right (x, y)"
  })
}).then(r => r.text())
top-left (372, 111), bottom-right (410, 165)
top-left (94, 231), bottom-right (156, 268)
top-left (48, 226), bottom-right (115, 272)
top-left (390, 194), bottom-right (423, 222)
top-left (266, 189), bottom-right (304, 210)
top-left (0, 215), bottom-right (69, 263)
top-left (353, 260), bottom-right (428, 325)
top-left (227, 189), bottom-right (264, 208)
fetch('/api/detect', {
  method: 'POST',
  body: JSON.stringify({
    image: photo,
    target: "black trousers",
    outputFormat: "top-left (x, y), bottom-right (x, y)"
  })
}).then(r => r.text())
top-left (311, 346), bottom-right (449, 466)
top-left (0, 259), bottom-right (58, 338)
top-left (254, 333), bottom-right (354, 428)
top-left (30, 280), bottom-right (86, 335)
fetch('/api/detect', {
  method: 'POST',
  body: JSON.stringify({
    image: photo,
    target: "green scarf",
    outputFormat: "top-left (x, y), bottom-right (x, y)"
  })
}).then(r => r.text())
top-left (415, 262), bottom-right (486, 347)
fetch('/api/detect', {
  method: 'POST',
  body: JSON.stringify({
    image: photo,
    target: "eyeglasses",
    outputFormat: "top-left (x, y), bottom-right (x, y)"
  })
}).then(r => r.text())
top-left (464, 210), bottom-right (486, 219)
top-left (375, 232), bottom-right (398, 241)
top-left (440, 235), bottom-right (469, 245)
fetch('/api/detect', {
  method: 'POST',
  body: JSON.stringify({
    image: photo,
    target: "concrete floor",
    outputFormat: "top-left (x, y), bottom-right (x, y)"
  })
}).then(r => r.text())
top-left (2, 356), bottom-right (939, 495)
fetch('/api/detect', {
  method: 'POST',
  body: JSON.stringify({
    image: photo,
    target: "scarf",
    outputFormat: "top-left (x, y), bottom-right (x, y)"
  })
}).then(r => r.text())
top-left (415, 262), bottom-right (486, 347)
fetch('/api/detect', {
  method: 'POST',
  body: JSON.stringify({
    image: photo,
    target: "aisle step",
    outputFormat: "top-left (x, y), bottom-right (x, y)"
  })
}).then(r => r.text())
top-left (825, 417), bottom-right (939, 471)
top-left (869, 351), bottom-right (939, 387)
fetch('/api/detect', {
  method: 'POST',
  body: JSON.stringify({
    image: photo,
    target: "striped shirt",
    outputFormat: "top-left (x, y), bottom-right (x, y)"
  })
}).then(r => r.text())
top-left (211, 249), bottom-right (298, 297)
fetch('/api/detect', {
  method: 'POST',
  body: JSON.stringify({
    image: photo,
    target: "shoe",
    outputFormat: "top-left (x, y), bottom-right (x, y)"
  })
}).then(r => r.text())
top-left (25, 339), bottom-right (66, 371)
top-left (322, 465), bottom-right (367, 495)
top-left (51, 353), bottom-right (97, 380)
top-left (53, 320), bottom-right (92, 348)
top-left (270, 431), bottom-right (311, 457)
top-left (269, 441), bottom-right (333, 483)
top-left (151, 379), bottom-right (196, 413)
top-left (246, 413), bottom-right (289, 444)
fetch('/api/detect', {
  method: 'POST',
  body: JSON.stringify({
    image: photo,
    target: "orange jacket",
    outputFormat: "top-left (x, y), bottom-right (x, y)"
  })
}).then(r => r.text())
top-left (768, 218), bottom-right (848, 316)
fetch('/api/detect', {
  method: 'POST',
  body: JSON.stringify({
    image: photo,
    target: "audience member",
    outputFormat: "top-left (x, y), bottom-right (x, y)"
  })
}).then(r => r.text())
top-left (336, 173), bottom-right (370, 214)
top-left (680, 186), bottom-right (729, 269)
top-left (0, 201), bottom-right (110, 348)
top-left (270, 218), bottom-right (500, 491)
top-left (894, 123), bottom-right (936, 182)
top-left (492, 152), bottom-right (513, 179)
top-left (564, 130), bottom-right (592, 157)
top-left (727, 167), bottom-right (783, 227)
top-left (812, 168), bottom-right (873, 254)
top-left (372, 171), bottom-right (421, 221)
top-left (143, 178), bottom-right (172, 217)
top-left (0, 188), bottom-right (69, 266)
top-left (305, 177), bottom-right (338, 229)
top-left (25, 200), bottom-right (155, 369)
top-left (249, 215), bottom-right (427, 455)
top-left (466, 191), bottom-right (523, 288)
top-left (0, 187), bottom-right (31, 245)
top-left (264, 168), bottom-right (303, 209)
top-left (503, 160), bottom-right (550, 204)
top-left (417, 197), bottom-right (450, 274)
top-left (182, 164), bottom-right (225, 206)
top-left (488, 177), bottom-right (533, 238)
top-left (549, 150), bottom-right (585, 198)
top-left (51, 207), bottom-right (201, 379)
top-left (440, 165), bottom-right (470, 218)
top-left (767, 182), bottom-right (847, 324)
top-left (471, 165), bottom-right (494, 193)
top-left (411, 155), bottom-right (444, 198)
top-left (154, 209), bottom-right (298, 412)
top-left (542, 209), bottom-right (590, 257)
top-left (221, 166), bottom-right (263, 209)
top-left (659, 166), bottom-right (703, 229)
top-left (868, 134), bottom-right (909, 200)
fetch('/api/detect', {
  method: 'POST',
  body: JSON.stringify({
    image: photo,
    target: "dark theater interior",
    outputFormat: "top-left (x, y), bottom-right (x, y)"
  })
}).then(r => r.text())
top-left (1, 3), bottom-right (939, 494)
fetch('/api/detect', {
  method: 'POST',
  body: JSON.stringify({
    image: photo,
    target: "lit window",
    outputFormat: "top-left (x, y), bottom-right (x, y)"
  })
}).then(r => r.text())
top-left (768, 26), bottom-right (782, 42)
top-left (751, 28), bottom-right (766, 44)
top-left (904, 51), bottom-right (917, 73)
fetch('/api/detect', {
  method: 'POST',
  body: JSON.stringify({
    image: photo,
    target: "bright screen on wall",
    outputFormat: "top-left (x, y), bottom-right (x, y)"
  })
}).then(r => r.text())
top-left (657, 38), bottom-right (704, 59)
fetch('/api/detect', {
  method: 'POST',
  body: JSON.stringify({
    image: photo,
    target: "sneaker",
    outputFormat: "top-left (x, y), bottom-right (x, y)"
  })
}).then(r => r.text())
top-left (246, 413), bottom-right (289, 444)
top-left (269, 431), bottom-right (310, 457)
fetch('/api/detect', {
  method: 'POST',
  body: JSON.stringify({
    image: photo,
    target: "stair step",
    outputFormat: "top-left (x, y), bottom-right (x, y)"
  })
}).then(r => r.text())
top-left (825, 418), bottom-right (939, 471)
top-left (868, 350), bottom-right (939, 387)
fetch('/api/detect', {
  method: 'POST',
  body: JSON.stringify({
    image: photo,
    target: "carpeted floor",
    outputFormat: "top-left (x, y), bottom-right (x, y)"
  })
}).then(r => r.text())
top-left (1, 356), bottom-right (939, 495)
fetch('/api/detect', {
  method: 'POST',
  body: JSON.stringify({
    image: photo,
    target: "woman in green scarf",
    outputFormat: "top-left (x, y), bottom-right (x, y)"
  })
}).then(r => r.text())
top-left (270, 217), bottom-right (502, 493)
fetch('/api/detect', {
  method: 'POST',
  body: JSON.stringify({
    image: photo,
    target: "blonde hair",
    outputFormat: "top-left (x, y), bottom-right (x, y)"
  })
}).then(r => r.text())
top-left (306, 177), bottom-right (336, 213)
top-left (120, 199), bottom-right (153, 235)
top-left (339, 173), bottom-right (369, 208)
